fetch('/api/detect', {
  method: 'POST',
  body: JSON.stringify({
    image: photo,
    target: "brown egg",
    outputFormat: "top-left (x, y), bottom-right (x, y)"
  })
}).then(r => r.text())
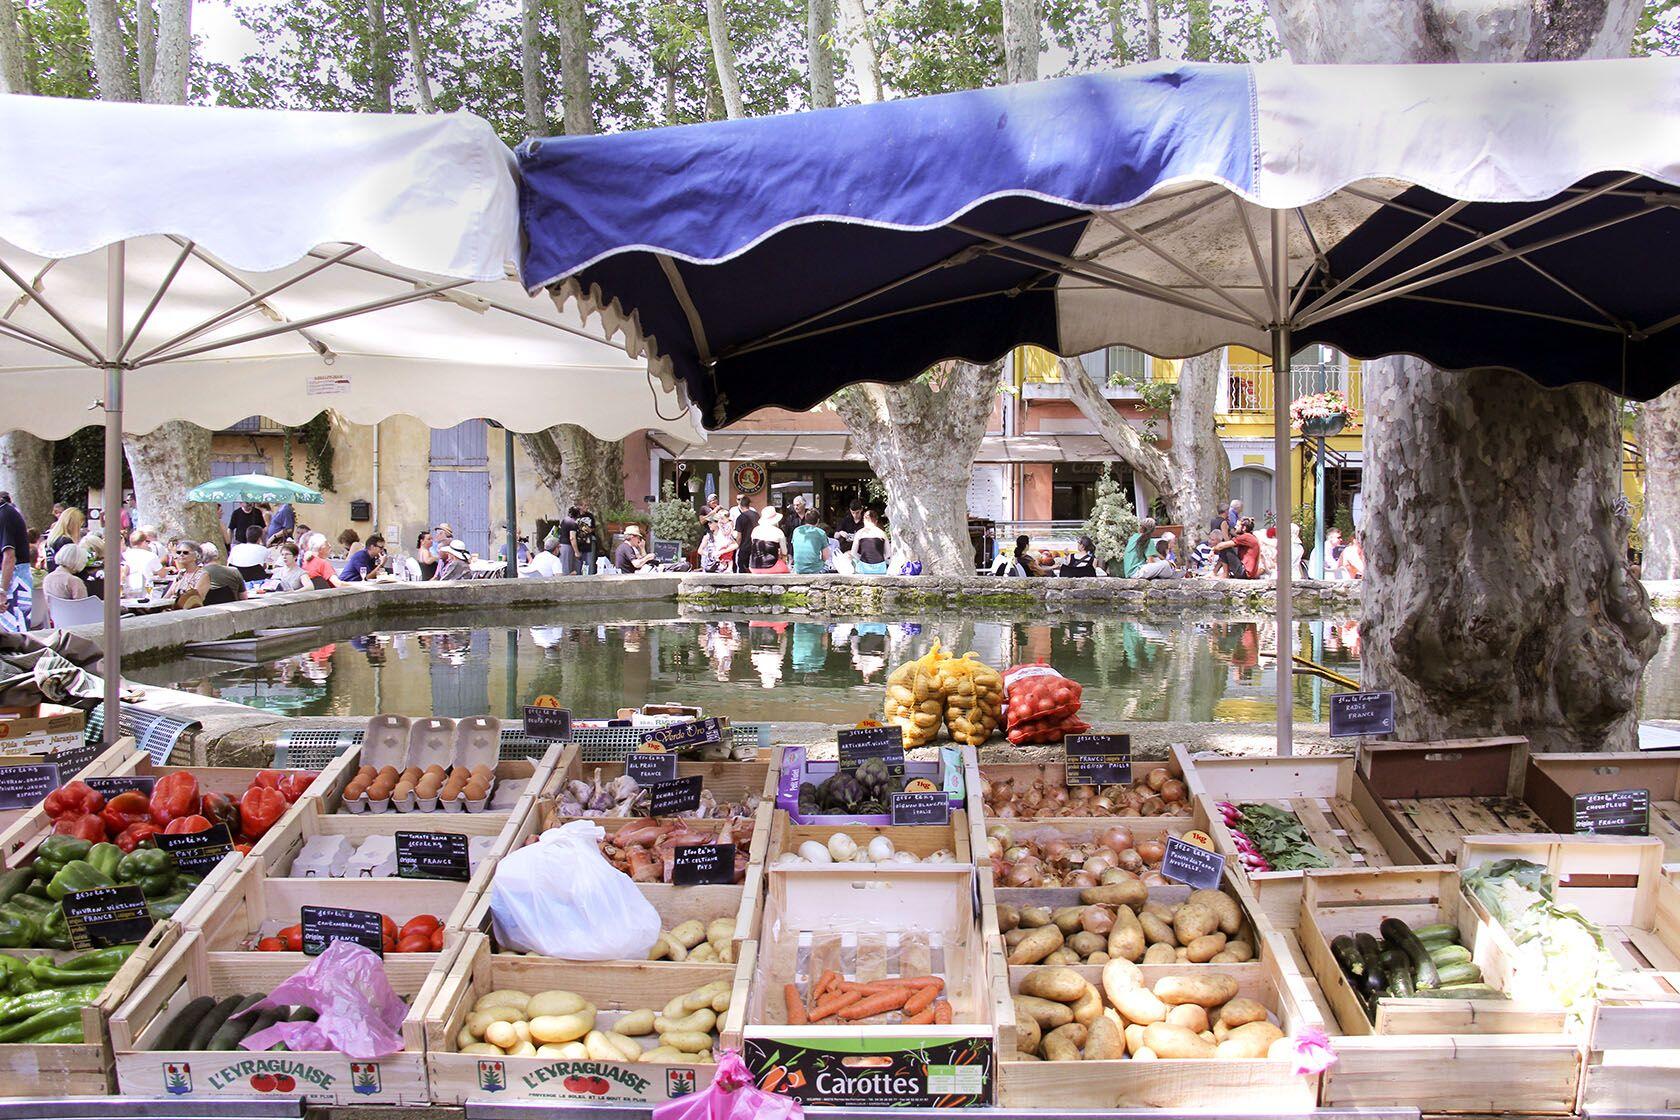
top-left (369, 779), bottom-right (394, 799)
top-left (442, 780), bottom-right (467, 801)
top-left (400, 767), bottom-right (422, 785)
top-left (393, 780), bottom-right (415, 800)
top-left (464, 779), bottom-right (489, 800)
top-left (424, 764), bottom-right (446, 777)
top-left (417, 774), bottom-right (442, 798)
top-left (376, 765), bottom-right (399, 782)
top-left (356, 765), bottom-right (376, 781)
top-left (345, 779), bottom-right (368, 799)
top-left (470, 765), bottom-right (493, 782)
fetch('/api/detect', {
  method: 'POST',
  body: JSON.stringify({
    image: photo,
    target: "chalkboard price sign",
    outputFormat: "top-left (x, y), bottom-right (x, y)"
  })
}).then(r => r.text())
top-left (154, 823), bottom-right (234, 877)
top-left (83, 775), bottom-right (156, 799)
top-left (626, 751), bottom-right (678, 786)
top-left (523, 706), bottom-right (572, 741)
top-left (63, 885), bottom-right (152, 950)
top-left (1330, 691), bottom-right (1396, 738)
top-left (49, 741), bottom-right (102, 782)
top-left (0, 763), bottom-right (59, 811)
top-left (672, 843), bottom-right (735, 886)
top-left (396, 831), bottom-right (474, 881)
top-left (649, 774), bottom-right (704, 817)
top-left (890, 791), bottom-right (951, 826)
top-left (653, 540), bottom-right (681, 563)
top-left (1160, 836), bottom-right (1227, 890)
top-left (643, 717), bottom-right (728, 756)
top-left (1063, 734), bottom-right (1132, 786)
top-left (301, 905), bottom-right (386, 956)
top-left (1573, 788), bottom-right (1650, 836)
top-left (837, 726), bottom-right (906, 777)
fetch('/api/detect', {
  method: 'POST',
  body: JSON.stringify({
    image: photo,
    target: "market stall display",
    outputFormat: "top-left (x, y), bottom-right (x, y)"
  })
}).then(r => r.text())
top-left (338, 718), bottom-right (508, 814)
top-left (1356, 736), bottom-right (1550, 864)
top-left (979, 803), bottom-right (1215, 890)
top-left (537, 746), bottom-right (768, 826)
top-left (971, 758), bottom-right (1194, 822)
top-left (765, 810), bottom-right (969, 868)
top-left (773, 745), bottom-right (964, 826)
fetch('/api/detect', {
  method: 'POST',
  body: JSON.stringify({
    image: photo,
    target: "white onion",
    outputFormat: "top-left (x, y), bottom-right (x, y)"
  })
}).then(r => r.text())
top-left (867, 836), bottom-right (896, 862)
top-left (827, 833), bottom-right (860, 862)
top-left (799, 840), bottom-right (834, 864)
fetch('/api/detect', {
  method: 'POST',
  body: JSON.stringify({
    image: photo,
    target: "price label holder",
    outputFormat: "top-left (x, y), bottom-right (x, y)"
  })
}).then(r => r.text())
top-left (1573, 788), bottom-right (1651, 836)
top-left (523, 705), bottom-right (572, 741)
top-left (672, 843), bottom-right (735, 886)
top-left (1160, 835), bottom-right (1226, 890)
top-left (396, 831), bottom-right (473, 881)
top-left (49, 741), bottom-right (102, 782)
top-left (649, 774), bottom-right (704, 817)
top-left (0, 763), bottom-right (59, 811)
top-left (627, 751), bottom-right (678, 786)
top-left (1330, 691), bottom-right (1396, 738)
top-left (890, 790), bottom-right (951, 826)
top-left (643, 717), bottom-right (728, 757)
top-left (1063, 734), bottom-right (1132, 786)
top-left (837, 726), bottom-right (906, 779)
top-left (63, 885), bottom-right (152, 950)
top-left (301, 905), bottom-right (386, 956)
top-left (154, 823), bottom-right (234, 877)
top-left (83, 775), bottom-right (157, 799)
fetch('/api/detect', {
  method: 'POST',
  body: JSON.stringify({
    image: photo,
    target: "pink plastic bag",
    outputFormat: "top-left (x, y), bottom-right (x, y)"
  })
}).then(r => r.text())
top-left (653, 1050), bottom-right (802, 1120)
top-left (238, 941), bottom-right (409, 1058)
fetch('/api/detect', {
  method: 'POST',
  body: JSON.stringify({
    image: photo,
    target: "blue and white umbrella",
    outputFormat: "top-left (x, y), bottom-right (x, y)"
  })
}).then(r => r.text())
top-left (518, 57), bottom-right (1680, 754)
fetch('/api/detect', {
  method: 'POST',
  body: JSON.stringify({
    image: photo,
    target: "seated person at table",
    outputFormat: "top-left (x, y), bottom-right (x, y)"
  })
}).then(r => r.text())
top-left (1135, 539), bottom-right (1181, 580)
top-left (300, 533), bottom-right (342, 588)
top-left (270, 542), bottom-right (309, 592)
top-left (526, 534), bottom-right (565, 578)
top-left (227, 525), bottom-right (270, 582)
top-left (435, 540), bottom-right (474, 581)
top-left (198, 543), bottom-right (248, 604)
top-left (123, 530), bottom-right (163, 592)
top-left (339, 533), bottom-right (386, 582)
top-left (43, 543), bottom-right (88, 602)
top-left (612, 525), bottom-right (659, 573)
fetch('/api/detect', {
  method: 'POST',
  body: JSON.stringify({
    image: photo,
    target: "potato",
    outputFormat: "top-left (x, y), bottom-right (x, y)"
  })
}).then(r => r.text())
top-left (1079, 882), bottom-right (1148, 909)
top-left (1014, 995), bottom-right (1074, 1030)
top-left (656, 1008), bottom-right (717, 1035)
top-left (1213, 1020), bottom-right (1231, 1043)
top-left (1209, 952), bottom-right (1239, 964)
top-left (1267, 1036), bottom-right (1296, 1061)
top-left (1004, 928), bottom-right (1030, 949)
top-left (1165, 1004), bottom-right (1209, 1032)
top-left (1013, 1052), bottom-right (1042, 1061)
top-left (514, 1021), bottom-right (532, 1043)
top-left (506, 1040), bottom-right (537, 1057)
top-left (1043, 948), bottom-right (1082, 966)
top-left (1215, 1021), bottom-right (1284, 1059)
top-left (1045, 1022), bottom-right (1089, 1049)
top-left (996, 903), bottom-right (1021, 934)
top-left (1042, 1033), bottom-right (1082, 1062)
top-left (1142, 901), bottom-right (1174, 922)
top-left (1068, 931), bottom-right (1107, 958)
top-left (466, 1006), bottom-right (524, 1037)
top-left (1114, 988), bottom-right (1168, 1026)
top-left (1087, 951), bottom-right (1111, 966)
top-left (1052, 906), bottom-right (1087, 934)
top-left (1188, 889), bottom-right (1243, 937)
top-left (1071, 982), bottom-right (1104, 1026)
top-left (476, 990), bottom-right (532, 1013)
top-left (530, 1010), bottom-right (595, 1043)
top-left (1216, 998), bottom-right (1269, 1029)
top-left (1139, 912), bottom-right (1177, 946)
top-left (585, 1030), bottom-right (631, 1062)
top-left (706, 918), bottom-right (736, 946)
top-left (1108, 906), bottom-right (1146, 963)
top-left (1143, 943), bottom-right (1178, 964)
top-left (1124, 1022), bottom-right (1147, 1055)
top-left (660, 934), bottom-right (689, 961)
top-left (669, 920), bottom-right (707, 949)
top-left (1013, 1009), bottom-right (1041, 1055)
top-left (461, 1041), bottom-right (503, 1056)
top-left (1100, 958), bottom-right (1143, 1004)
top-left (1080, 906), bottom-right (1115, 935)
top-left (660, 1030), bottom-right (714, 1053)
top-left (1225, 939), bottom-right (1254, 963)
top-left (1133, 1046), bottom-right (1158, 1061)
top-left (641, 1046), bottom-right (689, 1063)
top-left (1021, 967), bottom-right (1087, 1003)
top-left (648, 938), bottom-right (671, 961)
top-left (527, 990), bottom-right (588, 1018)
top-left (485, 1021), bottom-right (521, 1049)
top-left (1008, 925), bottom-right (1064, 965)
top-left (537, 1041), bottom-right (589, 1059)
top-left (1154, 973), bottom-right (1239, 1008)
top-left (1142, 1022), bottom-right (1217, 1059)
top-left (1186, 933), bottom-right (1227, 963)
top-left (682, 981), bottom-right (730, 1013)
top-left (1083, 1016), bottom-right (1125, 1061)
top-left (1019, 905), bottom-right (1053, 928)
top-left (1175, 947), bottom-right (1191, 962)
top-left (688, 942), bottom-right (719, 962)
top-left (711, 989), bottom-right (732, 1013)
top-left (1173, 902), bottom-right (1219, 944)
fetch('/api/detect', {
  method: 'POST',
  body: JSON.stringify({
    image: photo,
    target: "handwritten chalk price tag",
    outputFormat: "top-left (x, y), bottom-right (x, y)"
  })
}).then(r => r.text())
top-left (890, 791), bottom-right (950, 826)
top-left (154, 824), bottom-right (234, 877)
top-left (627, 751), bottom-right (678, 786)
top-left (837, 726), bottom-right (906, 777)
top-left (0, 763), bottom-right (59, 811)
top-left (1330, 691), bottom-right (1396, 738)
top-left (1063, 734), bottom-right (1132, 786)
top-left (63, 885), bottom-right (152, 950)
top-left (301, 905), bottom-right (386, 956)
top-left (1160, 835), bottom-right (1226, 890)
top-left (523, 706), bottom-right (572, 741)
top-left (672, 843), bottom-right (735, 886)
top-left (396, 831), bottom-right (473, 881)
top-left (1573, 789), bottom-right (1650, 836)
top-left (649, 775), bottom-right (704, 817)
top-left (83, 775), bottom-right (156, 799)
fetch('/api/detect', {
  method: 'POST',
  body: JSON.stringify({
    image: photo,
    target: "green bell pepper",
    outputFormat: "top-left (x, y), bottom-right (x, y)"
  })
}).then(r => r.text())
top-left (34, 836), bottom-right (92, 875)
top-left (6, 892), bottom-right (56, 916)
top-left (137, 873), bottom-right (177, 899)
top-left (23, 880), bottom-right (50, 899)
top-left (147, 889), bottom-right (193, 924)
top-left (46, 860), bottom-right (115, 902)
top-left (86, 843), bottom-right (123, 880)
top-left (115, 848), bottom-right (172, 883)
top-left (0, 954), bottom-right (25, 992)
top-left (0, 911), bottom-right (40, 950)
top-left (36, 906), bottom-right (70, 952)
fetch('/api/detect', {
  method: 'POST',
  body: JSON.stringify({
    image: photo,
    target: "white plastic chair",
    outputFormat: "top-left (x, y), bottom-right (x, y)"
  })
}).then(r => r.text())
top-left (46, 594), bottom-right (103, 628)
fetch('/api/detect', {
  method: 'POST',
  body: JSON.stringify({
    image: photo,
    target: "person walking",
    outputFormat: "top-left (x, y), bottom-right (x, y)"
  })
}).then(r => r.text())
top-left (732, 495), bottom-right (758, 574)
top-left (226, 500), bottom-right (266, 549)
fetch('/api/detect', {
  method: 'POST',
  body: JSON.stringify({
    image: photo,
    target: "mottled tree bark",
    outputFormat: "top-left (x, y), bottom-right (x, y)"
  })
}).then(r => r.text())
top-left (1000, 0), bottom-right (1040, 83)
top-left (705, 0), bottom-right (745, 118)
top-left (1638, 390), bottom-right (1680, 580)
top-left (520, 0), bottom-right (547, 134)
top-left (808, 0), bottom-right (836, 108)
top-left (518, 427), bottom-right (625, 526)
top-left (84, 0), bottom-right (138, 102)
top-left (365, 0), bottom-right (393, 111)
top-left (129, 421), bottom-right (221, 545)
top-left (1142, 0), bottom-right (1160, 59)
top-left (0, 0), bottom-right (26, 93)
top-left (404, 0), bottom-right (437, 112)
top-left (554, 0), bottom-right (594, 134)
top-left (0, 434), bottom-right (52, 529)
top-left (146, 0), bottom-right (191, 104)
top-left (832, 365), bottom-right (999, 578)
top-left (837, 0), bottom-right (882, 102)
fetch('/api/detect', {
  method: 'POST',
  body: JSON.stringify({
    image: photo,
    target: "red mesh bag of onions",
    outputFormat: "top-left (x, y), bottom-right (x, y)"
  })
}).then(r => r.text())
top-left (1003, 661), bottom-right (1085, 743)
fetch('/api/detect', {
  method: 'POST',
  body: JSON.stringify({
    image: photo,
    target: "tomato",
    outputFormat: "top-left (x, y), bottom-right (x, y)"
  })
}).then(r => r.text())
top-left (162, 815), bottom-right (212, 835)
top-left (395, 933), bottom-right (433, 953)
top-left (429, 927), bottom-right (445, 951)
top-left (256, 937), bottom-right (285, 951)
top-left (399, 914), bottom-right (441, 941)
top-left (149, 772), bottom-right (201, 826)
top-left (278, 924), bottom-right (303, 952)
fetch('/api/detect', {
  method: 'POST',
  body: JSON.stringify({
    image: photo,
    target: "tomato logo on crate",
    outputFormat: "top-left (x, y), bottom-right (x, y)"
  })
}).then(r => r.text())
top-left (162, 1062), bottom-right (193, 1094)
top-left (477, 1060), bottom-right (508, 1093)
top-left (667, 1068), bottom-right (697, 1097)
top-left (349, 1062), bottom-right (382, 1095)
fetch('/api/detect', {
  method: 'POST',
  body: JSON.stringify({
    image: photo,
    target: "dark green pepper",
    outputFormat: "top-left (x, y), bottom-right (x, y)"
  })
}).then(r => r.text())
top-left (86, 843), bottom-right (123, 880)
top-left (35, 836), bottom-right (93, 869)
top-left (0, 911), bottom-right (39, 950)
top-left (115, 848), bottom-right (172, 882)
top-left (0, 954), bottom-right (25, 992)
top-left (46, 861), bottom-right (115, 901)
top-left (4, 892), bottom-right (53, 916)
top-left (0, 983), bottom-right (104, 1023)
top-left (59, 945), bottom-right (134, 973)
top-left (137, 873), bottom-right (177, 899)
top-left (0, 1004), bottom-right (83, 1043)
top-left (23, 880), bottom-right (50, 899)
top-left (27, 955), bottom-right (119, 987)
top-left (36, 906), bottom-right (70, 952)
top-left (147, 889), bottom-right (193, 923)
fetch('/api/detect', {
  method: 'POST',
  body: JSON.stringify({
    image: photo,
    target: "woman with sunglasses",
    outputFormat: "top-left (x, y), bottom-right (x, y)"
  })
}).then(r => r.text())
top-left (164, 540), bottom-right (213, 610)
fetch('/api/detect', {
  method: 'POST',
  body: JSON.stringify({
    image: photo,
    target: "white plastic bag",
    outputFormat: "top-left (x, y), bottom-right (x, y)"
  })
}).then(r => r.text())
top-left (488, 819), bottom-right (661, 959)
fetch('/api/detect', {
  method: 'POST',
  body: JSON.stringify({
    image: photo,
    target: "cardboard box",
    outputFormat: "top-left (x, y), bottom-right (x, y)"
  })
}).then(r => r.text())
top-left (0, 710), bottom-right (86, 756)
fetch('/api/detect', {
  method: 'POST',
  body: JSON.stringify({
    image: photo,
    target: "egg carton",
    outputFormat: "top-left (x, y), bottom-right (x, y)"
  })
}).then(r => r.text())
top-left (291, 833), bottom-right (498, 878)
top-left (341, 715), bottom-right (502, 814)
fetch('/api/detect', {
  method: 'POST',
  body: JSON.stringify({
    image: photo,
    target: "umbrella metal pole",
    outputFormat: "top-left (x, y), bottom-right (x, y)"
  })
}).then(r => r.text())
top-left (504, 430), bottom-right (518, 579)
top-left (1271, 209), bottom-right (1293, 758)
top-left (102, 244), bottom-right (125, 745)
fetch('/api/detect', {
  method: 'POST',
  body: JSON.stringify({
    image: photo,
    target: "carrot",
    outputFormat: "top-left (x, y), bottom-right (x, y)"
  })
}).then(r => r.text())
top-left (838, 988), bottom-right (911, 1021)
top-left (904, 976), bottom-right (945, 993)
top-left (761, 1067), bottom-right (788, 1093)
top-left (905, 1004), bottom-right (937, 1024)
top-left (932, 999), bottom-right (953, 1023)
top-left (808, 989), bottom-right (864, 1022)
top-left (903, 985), bottom-right (939, 1016)
top-left (785, 984), bottom-right (809, 1025)
top-left (815, 970), bottom-right (840, 999)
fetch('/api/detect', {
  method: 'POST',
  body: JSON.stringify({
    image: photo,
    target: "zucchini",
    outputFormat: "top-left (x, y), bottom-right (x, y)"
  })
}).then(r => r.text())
top-left (1412, 985), bottom-right (1504, 1000)
top-left (186, 995), bottom-right (245, 1051)
top-left (1436, 961), bottom-right (1483, 986)
top-left (1411, 922), bottom-right (1462, 943)
top-left (1354, 933), bottom-right (1387, 995)
top-left (1331, 935), bottom-right (1365, 981)
top-left (207, 993), bottom-right (266, 1050)
top-left (1378, 948), bottom-right (1415, 998)
top-left (1428, 943), bottom-right (1472, 967)
top-left (1380, 918), bottom-right (1440, 991)
top-left (156, 995), bottom-right (216, 1050)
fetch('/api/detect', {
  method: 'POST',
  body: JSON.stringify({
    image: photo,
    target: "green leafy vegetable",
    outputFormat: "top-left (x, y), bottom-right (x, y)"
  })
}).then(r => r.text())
top-left (1234, 803), bottom-right (1334, 870)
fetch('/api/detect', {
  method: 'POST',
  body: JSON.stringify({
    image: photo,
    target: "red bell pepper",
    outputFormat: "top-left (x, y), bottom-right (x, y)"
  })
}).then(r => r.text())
top-left (199, 791), bottom-right (241, 835)
top-left (162, 814), bottom-right (212, 835)
top-left (277, 924), bottom-right (303, 952)
top-left (251, 770), bottom-right (285, 790)
top-left (51, 814), bottom-right (107, 843)
top-left (149, 772), bottom-right (200, 826)
top-left (43, 781), bottom-right (104, 821)
top-left (101, 790), bottom-right (152, 837)
top-left (277, 772), bottom-right (316, 804)
top-left (237, 786), bottom-right (287, 839)
top-left (114, 821), bottom-right (160, 852)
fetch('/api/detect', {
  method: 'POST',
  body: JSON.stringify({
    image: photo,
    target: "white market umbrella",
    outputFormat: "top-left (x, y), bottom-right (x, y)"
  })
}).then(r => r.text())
top-left (0, 94), bottom-right (703, 742)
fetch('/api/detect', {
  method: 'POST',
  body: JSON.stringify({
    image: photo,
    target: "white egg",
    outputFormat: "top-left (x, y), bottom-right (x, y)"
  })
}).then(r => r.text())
top-left (867, 836), bottom-right (896, 862)
top-left (798, 840), bottom-right (834, 864)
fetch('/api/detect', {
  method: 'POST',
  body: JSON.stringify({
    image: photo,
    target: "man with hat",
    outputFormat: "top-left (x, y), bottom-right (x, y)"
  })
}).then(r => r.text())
top-left (613, 525), bottom-right (658, 573)
top-left (436, 539), bottom-right (474, 580)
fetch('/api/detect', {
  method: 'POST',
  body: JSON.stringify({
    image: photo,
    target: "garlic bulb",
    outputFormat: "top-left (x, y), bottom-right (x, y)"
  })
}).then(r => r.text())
top-left (826, 833), bottom-right (860, 862)
top-left (799, 840), bottom-right (834, 864)
top-left (867, 836), bottom-right (896, 863)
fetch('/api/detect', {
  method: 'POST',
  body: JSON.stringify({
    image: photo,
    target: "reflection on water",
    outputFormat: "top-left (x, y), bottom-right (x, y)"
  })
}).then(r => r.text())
top-left (140, 611), bottom-right (1680, 726)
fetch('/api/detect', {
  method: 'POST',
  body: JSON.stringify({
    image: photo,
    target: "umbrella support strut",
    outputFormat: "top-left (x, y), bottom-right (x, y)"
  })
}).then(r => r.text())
top-left (1271, 209), bottom-right (1293, 758)
top-left (102, 244), bottom-right (125, 745)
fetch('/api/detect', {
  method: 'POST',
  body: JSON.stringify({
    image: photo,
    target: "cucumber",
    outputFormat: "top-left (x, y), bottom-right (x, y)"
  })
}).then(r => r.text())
top-left (207, 994), bottom-right (266, 1050)
top-left (235, 1006), bottom-right (284, 1047)
top-left (186, 995), bottom-right (245, 1051)
top-left (1331, 935), bottom-right (1365, 981)
top-left (1428, 944), bottom-right (1472, 967)
top-left (1378, 948), bottom-right (1414, 998)
top-left (1354, 933), bottom-right (1387, 995)
top-left (1436, 961), bottom-right (1483, 986)
top-left (1411, 923), bottom-right (1461, 944)
top-left (1380, 918), bottom-right (1440, 991)
top-left (156, 995), bottom-right (216, 1050)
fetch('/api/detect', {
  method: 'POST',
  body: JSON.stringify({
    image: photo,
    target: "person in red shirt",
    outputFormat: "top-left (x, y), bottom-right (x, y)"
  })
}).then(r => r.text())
top-left (1216, 517), bottom-right (1262, 579)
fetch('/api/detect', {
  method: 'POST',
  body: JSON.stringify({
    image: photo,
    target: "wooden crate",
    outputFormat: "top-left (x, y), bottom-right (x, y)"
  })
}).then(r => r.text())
top-left (424, 931), bottom-right (739, 1104)
top-left (1296, 865), bottom-right (1582, 1115)
top-left (1458, 833), bottom-right (1680, 1112)
top-left (991, 937), bottom-right (1320, 1109)
top-left (1176, 745), bottom-right (1414, 928)
top-left (185, 858), bottom-right (475, 962)
top-left (538, 744), bottom-right (769, 825)
top-left (721, 865), bottom-right (994, 1108)
top-left (764, 806), bottom-right (973, 868)
top-left (1520, 752), bottom-right (1680, 867)
top-left (516, 794), bottom-right (770, 887)
top-left (1358, 736), bottom-right (1547, 865)
top-left (768, 744), bottom-right (967, 827)
top-left (108, 928), bottom-right (437, 1104)
top-left (965, 751), bottom-right (1195, 829)
top-left (976, 798), bottom-right (1217, 902)
top-left (0, 919), bottom-right (179, 1097)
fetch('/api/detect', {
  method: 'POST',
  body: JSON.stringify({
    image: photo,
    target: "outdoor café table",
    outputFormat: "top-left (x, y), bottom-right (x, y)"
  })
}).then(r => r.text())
top-left (121, 594), bottom-right (176, 615)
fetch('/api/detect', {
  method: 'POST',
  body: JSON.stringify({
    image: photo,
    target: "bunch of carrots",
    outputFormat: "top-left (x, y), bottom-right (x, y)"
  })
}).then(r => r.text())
top-left (785, 971), bottom-right (954, 1025)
